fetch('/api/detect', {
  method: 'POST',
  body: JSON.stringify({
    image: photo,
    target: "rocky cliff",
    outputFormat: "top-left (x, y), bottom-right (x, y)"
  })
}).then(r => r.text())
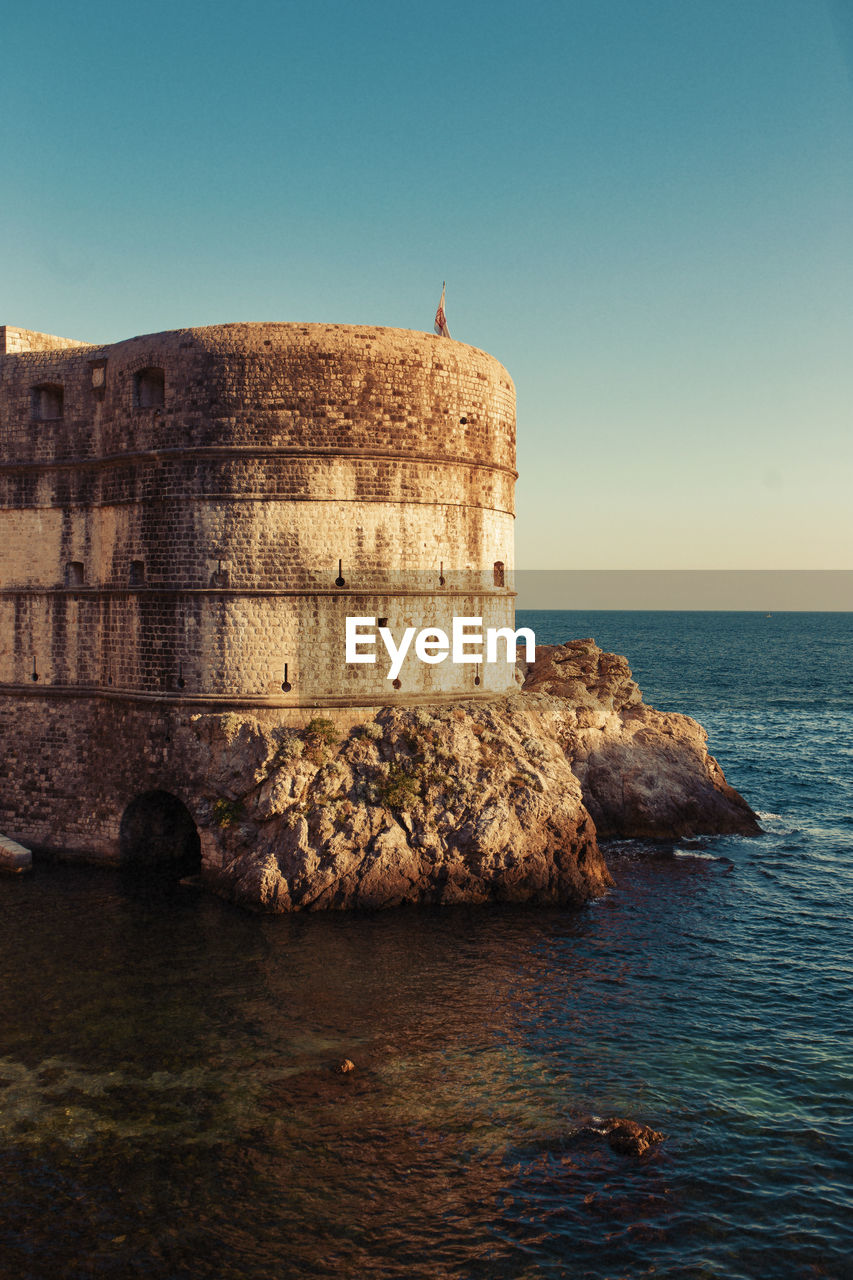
top-left (185, 639), bottom-right (758, 913)
top-left (522, 640), bottom-right (761, 840)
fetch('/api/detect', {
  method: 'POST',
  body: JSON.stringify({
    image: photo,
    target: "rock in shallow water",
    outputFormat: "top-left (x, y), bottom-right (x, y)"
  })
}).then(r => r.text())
top-left (603, 1118), bottom-right (665, 1157)
top-left (0, 834), bottom-right (32, 874)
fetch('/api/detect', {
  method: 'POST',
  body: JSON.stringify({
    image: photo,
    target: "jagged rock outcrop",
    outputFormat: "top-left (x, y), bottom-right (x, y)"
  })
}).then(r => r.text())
top-left (192, 698), bottom-right (609, 913)
top-left (186, 638), bottom-right (758, 912)
top-left (522, 640), bottom-right (761, 840)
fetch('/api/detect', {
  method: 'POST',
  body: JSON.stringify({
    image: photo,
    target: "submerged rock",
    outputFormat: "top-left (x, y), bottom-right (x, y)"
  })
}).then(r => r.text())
top-left (603, 1118), bottom-right (665, 1157)
top-left (193, 638), bottom-right (758, 912)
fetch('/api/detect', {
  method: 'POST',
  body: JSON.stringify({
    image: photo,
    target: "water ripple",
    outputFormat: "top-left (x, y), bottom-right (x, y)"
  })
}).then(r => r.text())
top-left (2, 612), bottom-right (853, 1277)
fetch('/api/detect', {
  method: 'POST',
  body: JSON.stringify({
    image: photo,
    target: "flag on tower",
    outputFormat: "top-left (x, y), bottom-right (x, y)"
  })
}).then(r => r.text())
top-left (434, 282), bottom-right (450, 338)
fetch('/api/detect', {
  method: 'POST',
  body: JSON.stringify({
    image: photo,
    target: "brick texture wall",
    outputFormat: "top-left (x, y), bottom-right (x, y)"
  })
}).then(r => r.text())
top-left (1, 322), bottom-right (517, 703)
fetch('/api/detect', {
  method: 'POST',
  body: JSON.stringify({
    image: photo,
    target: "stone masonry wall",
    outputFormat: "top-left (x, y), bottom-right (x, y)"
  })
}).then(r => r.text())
top-left (1, 323), bottom-right (517, 706)
top-left (0, 692), bottom-right (249, 860)
top-left (0, 327), bottom-right (90, 355)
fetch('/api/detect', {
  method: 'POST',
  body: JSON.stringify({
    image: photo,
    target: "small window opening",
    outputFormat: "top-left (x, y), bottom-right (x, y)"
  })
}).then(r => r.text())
top-left (460, 415), bottom-right (468, 425)
top-left (32, 384), bottom-right (64, 420)
top-left (89, 360), bottom-right (107, 399)
top-left (493, 560), bottom-right (505, 588)
top-left (335, 558), bottom-right (346, 587)
top-left (66, 561), bottom-right (85, 587)
top-left (378, 617), bottom-right (388, 629)
top-left (134, 367), bottom-right (165, 409)
top-left (281, 662), bottom-right (292, 693)
top-left (392, 678), bottom-right (402, 690)
top-left (130, 560), bottom-right (145, 585)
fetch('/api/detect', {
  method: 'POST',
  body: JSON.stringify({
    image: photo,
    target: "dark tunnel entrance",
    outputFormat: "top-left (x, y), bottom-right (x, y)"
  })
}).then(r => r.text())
top-left (119, 791), bottom-right (201, 879)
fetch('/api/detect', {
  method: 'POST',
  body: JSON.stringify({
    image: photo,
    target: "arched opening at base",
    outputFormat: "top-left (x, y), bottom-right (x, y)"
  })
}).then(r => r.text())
top-left (119, 790), bottom-right (201, 878)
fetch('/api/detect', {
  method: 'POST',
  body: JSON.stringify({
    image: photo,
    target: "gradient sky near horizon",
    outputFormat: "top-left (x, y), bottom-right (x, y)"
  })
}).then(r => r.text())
top-left (2, 0), bottom-right (852, 588)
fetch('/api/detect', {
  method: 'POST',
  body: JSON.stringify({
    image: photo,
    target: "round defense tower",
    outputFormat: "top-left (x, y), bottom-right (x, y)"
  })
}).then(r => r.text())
top-left (0, 323), bottom-right (517, 710)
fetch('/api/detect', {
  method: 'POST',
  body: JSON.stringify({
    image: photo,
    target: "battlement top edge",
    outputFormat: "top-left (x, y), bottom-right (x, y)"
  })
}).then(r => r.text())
top-left (1, 322), bottom-right (514, 389)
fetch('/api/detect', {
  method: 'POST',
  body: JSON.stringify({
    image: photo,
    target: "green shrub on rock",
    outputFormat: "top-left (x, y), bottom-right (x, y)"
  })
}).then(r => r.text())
top-left (213, 798), bottom-right (244, 827)
top-left (371, 761), bottom-right (421, 810)
top-left (304, 716), bottom-right (339, 763)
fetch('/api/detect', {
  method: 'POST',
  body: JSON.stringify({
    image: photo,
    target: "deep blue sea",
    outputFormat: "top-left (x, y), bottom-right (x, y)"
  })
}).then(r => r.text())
top-left (1, 611), bottom-right (851, 1280)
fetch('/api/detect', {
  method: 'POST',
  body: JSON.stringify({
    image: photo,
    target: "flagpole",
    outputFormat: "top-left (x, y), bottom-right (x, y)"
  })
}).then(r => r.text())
top-left (434, 281), bottom-right (450, 338)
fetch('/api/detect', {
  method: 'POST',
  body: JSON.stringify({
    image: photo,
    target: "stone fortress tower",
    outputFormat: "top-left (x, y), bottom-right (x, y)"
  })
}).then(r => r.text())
top-left (0, 321), bottom-right (517, 863)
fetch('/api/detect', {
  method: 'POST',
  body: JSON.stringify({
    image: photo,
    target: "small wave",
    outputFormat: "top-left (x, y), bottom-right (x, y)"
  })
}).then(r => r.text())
top-left (674, 850), bottom-right (721, 861)
top-left (756, 811), bottom-right (800, 836)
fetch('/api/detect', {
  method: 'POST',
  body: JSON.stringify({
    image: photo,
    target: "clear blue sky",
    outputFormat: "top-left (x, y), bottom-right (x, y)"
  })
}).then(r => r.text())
top-left (2, 0), bottom-right (851, 586)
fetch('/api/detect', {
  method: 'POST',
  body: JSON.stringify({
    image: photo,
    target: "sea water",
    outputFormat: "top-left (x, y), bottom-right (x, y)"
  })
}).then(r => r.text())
top-left (0, 611), bottom-right (850, 1279)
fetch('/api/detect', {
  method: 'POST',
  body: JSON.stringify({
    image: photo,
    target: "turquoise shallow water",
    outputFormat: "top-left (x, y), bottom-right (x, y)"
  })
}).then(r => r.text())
top-left (1, 611), bottom-right (851, 1279)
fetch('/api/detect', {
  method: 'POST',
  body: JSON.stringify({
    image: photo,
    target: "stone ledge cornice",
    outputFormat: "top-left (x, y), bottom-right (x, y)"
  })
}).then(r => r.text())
top-left (0, 683), bottom-right (517, 709)
top-left (0, 586), bottom-right (517, 598)
top-left (0, 443), bottom-right (518, 480)
top-left (0, 496), bottom-right (516, 516)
